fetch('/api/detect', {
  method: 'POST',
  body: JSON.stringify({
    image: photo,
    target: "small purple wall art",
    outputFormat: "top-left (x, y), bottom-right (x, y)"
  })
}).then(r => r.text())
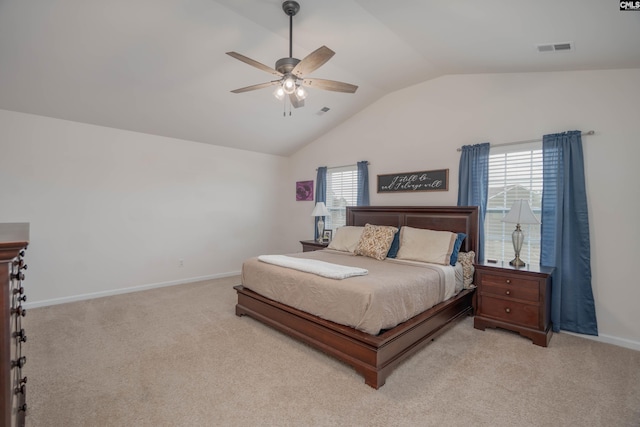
top-left (296, 180), bottom-right (314, 201)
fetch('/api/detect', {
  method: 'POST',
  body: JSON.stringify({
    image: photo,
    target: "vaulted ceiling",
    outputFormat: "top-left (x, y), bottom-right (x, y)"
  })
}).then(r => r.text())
top-left (1, 0), bottom-right (638, 156)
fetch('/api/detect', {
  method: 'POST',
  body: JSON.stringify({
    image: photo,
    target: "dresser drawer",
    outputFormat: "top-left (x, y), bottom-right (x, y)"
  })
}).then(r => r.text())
top-left (479, 295), bottom-right (539, 328)
top-left (479, 272), bottom-right (539, 290)
top-left (481, 283), bottom-right (539, 302)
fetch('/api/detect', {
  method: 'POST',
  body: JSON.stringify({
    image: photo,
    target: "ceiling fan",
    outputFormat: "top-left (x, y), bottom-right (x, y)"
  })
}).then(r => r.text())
top-left (226, 0), bottom-right (358, 111)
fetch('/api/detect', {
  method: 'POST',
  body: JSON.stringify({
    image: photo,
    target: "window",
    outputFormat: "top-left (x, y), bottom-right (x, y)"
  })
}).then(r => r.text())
top-left (324, 165), bottom-right (358, 230)
top-left (485, 143), bottom-right (543, 264)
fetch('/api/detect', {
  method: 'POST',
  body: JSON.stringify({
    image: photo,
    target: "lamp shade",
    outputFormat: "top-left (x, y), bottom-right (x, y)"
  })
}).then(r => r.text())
top-left (311, 202), bottom-right (330, 217)
top-left (502, 199), bottom-right (540, 225)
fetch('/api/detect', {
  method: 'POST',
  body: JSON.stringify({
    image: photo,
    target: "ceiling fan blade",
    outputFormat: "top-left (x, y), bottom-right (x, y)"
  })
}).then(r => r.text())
top-left (302, 78), bottom-right (358, 93)
top-left (226, 52), bottom-right (283, 77)
top-left (292, 46), bottom-right (335, 78)
top-left (231, 81), bottom-right (279, 93)
top-left (289, 93), bottom-right (304, 109)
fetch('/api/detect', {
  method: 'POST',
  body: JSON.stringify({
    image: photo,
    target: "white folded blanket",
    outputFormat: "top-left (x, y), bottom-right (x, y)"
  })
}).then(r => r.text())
top-left (258, 255), bottom-right (368, 280)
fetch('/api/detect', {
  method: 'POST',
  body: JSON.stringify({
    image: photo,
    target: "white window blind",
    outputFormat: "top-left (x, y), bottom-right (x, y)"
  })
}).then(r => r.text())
top-left (325, 165), bottom-right (358, 230)
top-left (486, 145), bottom-right (543, 264)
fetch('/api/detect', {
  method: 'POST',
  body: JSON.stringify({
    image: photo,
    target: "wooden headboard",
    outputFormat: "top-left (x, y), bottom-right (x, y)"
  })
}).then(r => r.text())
top-left (346, 206), bottom-right (479, 255)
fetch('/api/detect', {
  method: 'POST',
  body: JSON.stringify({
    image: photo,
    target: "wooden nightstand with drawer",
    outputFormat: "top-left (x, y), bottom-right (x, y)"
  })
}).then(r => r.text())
top-left (300, 240), bottom-right (329, 252)
top-left (474, 261), bottom-right (554, 347)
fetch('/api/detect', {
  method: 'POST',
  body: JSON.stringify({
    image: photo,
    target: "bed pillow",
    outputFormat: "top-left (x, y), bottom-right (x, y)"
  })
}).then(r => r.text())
top-left (457, 251), bottom-right (475, 289)
top-left (327, 226), bottom-right (364, 253)
top-left (386, 230), bottom-right (401, 258)
top-left (354, 224), bottom-right (399, 260)
top-left (449, 233), bottom-right (467, 266)
top-left (396, 226), bottom-right (457, 265)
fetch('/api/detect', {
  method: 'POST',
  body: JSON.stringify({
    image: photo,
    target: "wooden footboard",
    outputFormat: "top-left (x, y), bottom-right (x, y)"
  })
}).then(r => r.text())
top-left (235, 285), bottom-right (475, 389)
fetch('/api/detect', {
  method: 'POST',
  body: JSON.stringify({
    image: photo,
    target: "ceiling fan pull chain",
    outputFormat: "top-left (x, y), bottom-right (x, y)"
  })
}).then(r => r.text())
top-left (283, 94), bottom-right (289, 117)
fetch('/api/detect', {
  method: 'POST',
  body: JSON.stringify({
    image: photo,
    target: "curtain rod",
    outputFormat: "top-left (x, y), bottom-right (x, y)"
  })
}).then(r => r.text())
top-left (316, 161), bottom-right (370, 171)
top-left (456, 130), bottom-right (595, 152)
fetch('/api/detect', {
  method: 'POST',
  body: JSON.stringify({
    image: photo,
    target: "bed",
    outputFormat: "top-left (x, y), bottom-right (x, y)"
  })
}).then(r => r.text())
top-left (234, 206), bottom-right (478, 388)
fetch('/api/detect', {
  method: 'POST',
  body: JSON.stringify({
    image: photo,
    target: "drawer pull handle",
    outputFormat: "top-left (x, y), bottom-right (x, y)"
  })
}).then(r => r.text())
top-left (13, 260), bottom-right (27, 270)
top-left (505, 308), bottom-right (511, 313)
top-left (505, 279), bottom-right (511, 284)
top-left (11, 272), bottom-right (25, 281)
top-left (11, 356), bottom-right (26, 369)
top-left (505, 290), bottom-right (511, 295)
top-left (11, 306), bottom-right (26, 317)
top-left (13, 329), bottom-right (27, 343)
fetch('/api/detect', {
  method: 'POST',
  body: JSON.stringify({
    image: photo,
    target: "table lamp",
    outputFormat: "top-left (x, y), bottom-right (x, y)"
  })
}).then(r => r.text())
top-left (502, 199), bottom-right (540, 267)
top-left (311, 202), bottom-right (330, 243)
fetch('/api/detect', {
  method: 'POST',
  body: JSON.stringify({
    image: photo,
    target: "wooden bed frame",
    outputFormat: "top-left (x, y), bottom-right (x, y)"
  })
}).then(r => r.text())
top-left (234, 206), bottom-right (478, 389)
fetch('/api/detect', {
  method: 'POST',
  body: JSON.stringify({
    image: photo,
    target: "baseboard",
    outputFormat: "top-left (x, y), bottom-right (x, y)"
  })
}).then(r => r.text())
top-left (563, 331), bottom-right (640, 352)
top-left (23, 271), bottom-right (241, 309)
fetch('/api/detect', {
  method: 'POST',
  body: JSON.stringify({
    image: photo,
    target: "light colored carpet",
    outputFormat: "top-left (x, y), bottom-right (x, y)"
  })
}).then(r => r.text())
top-left (23, 277), bottom-right (640, 427)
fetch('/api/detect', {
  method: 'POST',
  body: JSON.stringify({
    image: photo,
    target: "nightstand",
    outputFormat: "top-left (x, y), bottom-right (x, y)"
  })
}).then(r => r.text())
top-left (300, 240), bottom-right (329, 252)
top-left (473, 261), bottom-right (554, 347)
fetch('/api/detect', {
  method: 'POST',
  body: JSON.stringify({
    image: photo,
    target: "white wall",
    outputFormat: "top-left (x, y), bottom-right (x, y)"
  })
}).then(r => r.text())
top-left (0, 109), bottom-right (288, 305)
top-left (3, 69), bottom-right (638, 349)
top-left (287, 69), bottom-right (640, 349)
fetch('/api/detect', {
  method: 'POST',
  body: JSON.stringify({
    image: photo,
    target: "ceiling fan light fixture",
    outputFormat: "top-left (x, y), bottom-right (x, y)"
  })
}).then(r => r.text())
top-left (283, 75), bottom-right (296, 94)
top-left (295, 86), bottom-right (307, 101)
top-left (274, 86), bottom-right (285, 100)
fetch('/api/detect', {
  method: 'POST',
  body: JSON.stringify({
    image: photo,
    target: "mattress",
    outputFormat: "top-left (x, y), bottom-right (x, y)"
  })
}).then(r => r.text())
top-left (241, 249), bottom-right (462, 335)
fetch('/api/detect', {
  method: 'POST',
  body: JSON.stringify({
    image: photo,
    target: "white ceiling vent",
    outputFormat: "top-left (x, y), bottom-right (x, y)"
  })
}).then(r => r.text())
top-left (537, 42), bottom-right (574, 53)
top-left (316, 107), bottom-right (330, 116)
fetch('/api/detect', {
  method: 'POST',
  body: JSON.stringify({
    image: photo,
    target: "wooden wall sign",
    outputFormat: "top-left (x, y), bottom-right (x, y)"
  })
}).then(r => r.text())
top-left (377, 169), bottom-right (449, 193)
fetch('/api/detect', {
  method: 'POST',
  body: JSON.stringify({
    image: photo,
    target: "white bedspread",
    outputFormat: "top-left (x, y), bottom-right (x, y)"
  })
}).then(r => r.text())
top-left (258, 254), bottom-right (368, 279)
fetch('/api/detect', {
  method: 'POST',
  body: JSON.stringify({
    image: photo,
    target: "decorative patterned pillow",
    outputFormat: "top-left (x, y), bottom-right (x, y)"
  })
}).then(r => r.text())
top-left (354, 224), bottom-right (399, 260)
top-left (457, 251), bottom-right (476, 289)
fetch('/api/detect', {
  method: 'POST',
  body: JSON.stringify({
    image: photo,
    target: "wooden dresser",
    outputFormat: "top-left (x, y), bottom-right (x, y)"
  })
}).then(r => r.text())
top-left (474, 261), bottom-right (554, 347)
top-left (1, 223), bottom-right (29, 427)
